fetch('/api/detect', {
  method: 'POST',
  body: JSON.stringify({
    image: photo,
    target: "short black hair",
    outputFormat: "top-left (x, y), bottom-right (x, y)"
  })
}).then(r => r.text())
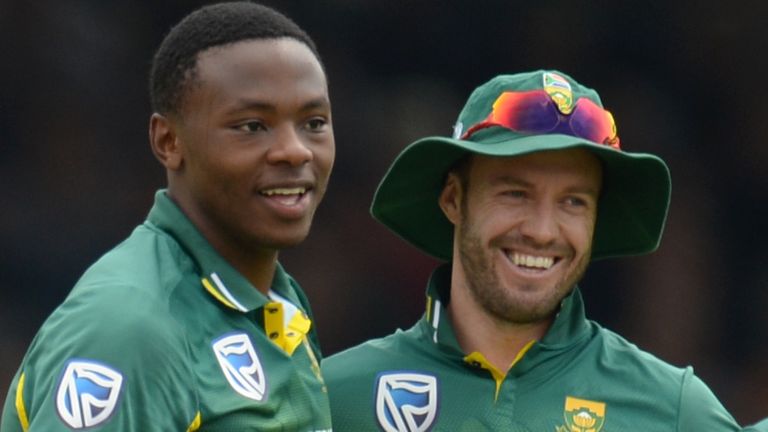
top-left (149, 1), bottom-right (321, 116)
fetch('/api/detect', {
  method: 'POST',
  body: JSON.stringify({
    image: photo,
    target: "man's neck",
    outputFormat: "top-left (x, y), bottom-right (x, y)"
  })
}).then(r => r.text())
top-left (447, 282), bottom-right (553, 373)
top-left (192, 225), bottom-right (279, 295)
top-left (166, 189), bottom-right (279, 294)
top-left (227, 250), bottom-right (278, 295)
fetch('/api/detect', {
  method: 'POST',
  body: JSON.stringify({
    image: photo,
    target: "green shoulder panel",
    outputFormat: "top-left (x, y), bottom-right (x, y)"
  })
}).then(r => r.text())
top-left (677, 367), bottom-right (741, 430)
top-left (7, 280), bottom-right (198, 430)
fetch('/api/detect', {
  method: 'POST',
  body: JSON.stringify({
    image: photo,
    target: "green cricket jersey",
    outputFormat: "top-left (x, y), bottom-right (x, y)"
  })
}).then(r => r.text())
top-left (323, 264), bottom-right (765, 431)
top-left (1, 191), bottom-right (332, 431)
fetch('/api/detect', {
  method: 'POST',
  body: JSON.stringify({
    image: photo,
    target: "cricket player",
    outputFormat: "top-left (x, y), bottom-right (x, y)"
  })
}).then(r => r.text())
top-left (322, 70), bottom-right (768, 431)
top-left (1, 2), bottom-right (334, 430)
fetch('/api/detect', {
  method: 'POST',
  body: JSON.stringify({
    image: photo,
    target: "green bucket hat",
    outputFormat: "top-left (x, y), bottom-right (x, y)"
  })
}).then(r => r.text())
top-left (371, 70), bottom-right (671, 261)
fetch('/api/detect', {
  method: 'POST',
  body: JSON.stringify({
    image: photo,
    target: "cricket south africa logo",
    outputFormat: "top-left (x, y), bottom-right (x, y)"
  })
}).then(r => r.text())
top-left (557, 396), bottom-right (606, 432)
top-left (213, 332), bottom-right (268, 401)
top-left (542, 72), bottom-right (574, 114)
top-left (375, 372), bottom-right (438, 432)
top-left (55, 360), bottom-right (123, 429)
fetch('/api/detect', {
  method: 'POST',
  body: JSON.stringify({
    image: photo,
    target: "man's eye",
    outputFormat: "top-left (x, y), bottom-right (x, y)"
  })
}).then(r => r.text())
top-left (236, 121), bottom-right (266, 132)
top-left (504, 190), bottom-right (526, 199)
top-left (305, 117), bottom-right (328, 131)
top-left (564, 196), bottom-right (588, 207)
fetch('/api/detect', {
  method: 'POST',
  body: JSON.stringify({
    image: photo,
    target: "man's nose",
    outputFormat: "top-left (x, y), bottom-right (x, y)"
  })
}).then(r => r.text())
top-left (519, 201), bottom-right (559, 245)
top-left (267, 126), bottom-right (313, 166)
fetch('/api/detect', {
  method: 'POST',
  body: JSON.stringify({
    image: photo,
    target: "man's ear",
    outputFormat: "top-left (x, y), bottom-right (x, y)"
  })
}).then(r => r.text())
top-left (439, 172), bottom-right (463, 226)
top-left (149, 113), bottom-right (183, 171)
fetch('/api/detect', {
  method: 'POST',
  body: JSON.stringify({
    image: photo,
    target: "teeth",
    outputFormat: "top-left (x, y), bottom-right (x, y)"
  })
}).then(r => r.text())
top-left (511, 252), bottom-right (554, 269)
top-left (261, 187), bottom-right (306, 196)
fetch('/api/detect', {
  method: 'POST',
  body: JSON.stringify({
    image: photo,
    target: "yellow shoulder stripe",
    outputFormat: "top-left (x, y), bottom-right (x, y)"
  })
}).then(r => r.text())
top-left (186, 411), bottom-right (202, 432)
top-left (15, 372), bottom-right (30, 432)
top-left (14, 371), bottom-right (201, 432)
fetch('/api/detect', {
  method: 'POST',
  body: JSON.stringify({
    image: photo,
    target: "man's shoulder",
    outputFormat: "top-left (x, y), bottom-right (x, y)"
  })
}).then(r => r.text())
top-left (30, 279), bottom-right (188, 365)
top-left (83, 221), bottom-right (189, 282)
top-left (591, 325), bottom-right (689, 385)
top-left (27, 223), bottom-right (194, 360)
top-left (323, 326), bottom-right (423, 380)
top-left (67, 222), bottom-right (195, 308)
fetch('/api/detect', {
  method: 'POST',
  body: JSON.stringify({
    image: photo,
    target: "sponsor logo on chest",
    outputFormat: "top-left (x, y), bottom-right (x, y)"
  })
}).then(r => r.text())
top-left (212, 332), bottom-right (268, 402)
top-left (374, 371), bottom-right (439, 432)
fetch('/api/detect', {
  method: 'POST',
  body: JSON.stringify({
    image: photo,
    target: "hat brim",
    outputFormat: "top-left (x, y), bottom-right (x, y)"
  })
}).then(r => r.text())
top-left (371, 131), bottom-right (671, 261)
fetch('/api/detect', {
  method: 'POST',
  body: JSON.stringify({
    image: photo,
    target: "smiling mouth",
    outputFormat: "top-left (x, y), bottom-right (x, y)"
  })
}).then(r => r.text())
top-left (260, 187), bottom-right (308, 205)
top-left (506, 251), bottom-right (558, 270)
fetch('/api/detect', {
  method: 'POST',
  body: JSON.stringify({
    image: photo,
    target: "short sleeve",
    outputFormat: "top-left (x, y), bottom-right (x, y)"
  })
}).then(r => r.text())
top-left (6, 287), bottom-right (200, 431)
top-left (677, 367), bottom-right (740, 431)
top-left (743, 418), bottom-right (768, 431)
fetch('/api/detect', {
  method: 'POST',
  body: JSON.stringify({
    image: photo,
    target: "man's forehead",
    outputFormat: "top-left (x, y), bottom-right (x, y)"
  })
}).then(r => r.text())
top-left (470, 148), bottom-right (602, 170)
top-left (466, 149), bottom-right (603, 190)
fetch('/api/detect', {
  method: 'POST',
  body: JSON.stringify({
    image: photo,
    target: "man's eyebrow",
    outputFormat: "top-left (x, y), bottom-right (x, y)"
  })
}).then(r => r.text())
top-left (564, 185), bottom-right (601, 197)
top-left (227, 99), bottom-right (275, 114)
top-left (491, 175), bottom-right (600, 196)
top-left (299, 98), bottom-right (331, 111)
top-left (490, 175), bottom-right (533, 188)
top-left (227, 97), bottom-right (330, 114)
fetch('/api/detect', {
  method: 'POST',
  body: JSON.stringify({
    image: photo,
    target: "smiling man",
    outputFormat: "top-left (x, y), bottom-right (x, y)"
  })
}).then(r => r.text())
top-left (322, 71), bottom-right (768, 431)
top-left (2, 2), bottom-right (334, 431)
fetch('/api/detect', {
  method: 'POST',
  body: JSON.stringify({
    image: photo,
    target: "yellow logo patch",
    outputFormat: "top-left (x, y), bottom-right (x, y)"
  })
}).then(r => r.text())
top-left (542, 72), bottom-right (574, 114)
top-left (556, 396), bottom-right (606, 432)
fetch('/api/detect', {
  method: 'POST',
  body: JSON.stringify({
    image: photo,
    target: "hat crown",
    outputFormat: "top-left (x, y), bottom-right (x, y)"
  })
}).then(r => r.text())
top-left (371, 70), bottom-right (671, 262)
top-left (455, 70), bottom-right (605, 139)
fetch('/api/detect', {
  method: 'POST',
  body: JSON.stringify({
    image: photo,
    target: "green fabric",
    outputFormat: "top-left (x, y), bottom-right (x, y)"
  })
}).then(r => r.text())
top-left (323, 264), bottom-right (762, 431)
top-left (1, 190), bottom-right (331, 431)
top-left (371, 70), bottom-right (671, 261)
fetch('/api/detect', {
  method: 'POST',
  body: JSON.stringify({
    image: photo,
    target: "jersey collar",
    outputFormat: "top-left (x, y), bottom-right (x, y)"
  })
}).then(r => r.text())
top-left (145, 190), bottom-right (299, 313)
top-left (421, 263), bottom-right (591, 355)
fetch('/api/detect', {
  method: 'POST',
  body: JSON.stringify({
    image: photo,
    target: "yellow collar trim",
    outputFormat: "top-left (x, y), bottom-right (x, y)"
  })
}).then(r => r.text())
top-left (463, 340), bottom-right (536, 401)
top-left (201, 273), bottom-right (249, 312)
top-left (202, 277), bottom-right (240, 311)
top-left (264, 302), bottom-right (312, 355)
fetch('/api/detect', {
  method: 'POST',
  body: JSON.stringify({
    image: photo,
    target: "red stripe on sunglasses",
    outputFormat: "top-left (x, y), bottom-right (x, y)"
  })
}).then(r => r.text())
top-left (460, 90), bottom-right (621, 149)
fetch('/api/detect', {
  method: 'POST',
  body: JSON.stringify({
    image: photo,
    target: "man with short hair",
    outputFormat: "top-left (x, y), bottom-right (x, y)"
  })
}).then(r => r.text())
top-left (1, 2), bottom-right (334, 430)
top-left (323, 70), bottom-right (768, 430)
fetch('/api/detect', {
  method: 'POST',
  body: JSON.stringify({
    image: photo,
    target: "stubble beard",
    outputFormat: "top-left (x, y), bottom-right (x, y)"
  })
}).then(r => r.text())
top-left (457, 217), bottom-right (591, 326)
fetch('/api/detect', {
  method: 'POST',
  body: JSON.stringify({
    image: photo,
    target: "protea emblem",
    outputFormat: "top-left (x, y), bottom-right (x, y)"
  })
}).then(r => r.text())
top-left (212, 332), bottom-right (268, 401)
top-left (375, 372), bottom-right (438, 432)
top-left (562, 396), bottom-right (606, 432)
top-left (543, 71), bottom-right (574, 114)
top-left (55, 360), bottom-right (123, 429)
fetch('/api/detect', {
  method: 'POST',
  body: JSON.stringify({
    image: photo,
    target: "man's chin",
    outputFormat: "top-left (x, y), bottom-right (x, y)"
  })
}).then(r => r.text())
top-left (267, 233), bottom-right (311, 250)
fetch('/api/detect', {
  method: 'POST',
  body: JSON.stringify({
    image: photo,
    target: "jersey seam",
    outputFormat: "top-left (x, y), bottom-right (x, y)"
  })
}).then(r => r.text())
top-left (675, 366), bottom-right (691, 432)
top-left (145, 219), bottom-right (202, 428)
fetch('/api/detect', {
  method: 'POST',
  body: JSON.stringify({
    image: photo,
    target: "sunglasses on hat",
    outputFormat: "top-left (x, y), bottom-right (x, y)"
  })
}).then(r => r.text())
top-left (461, 90), bottom-right (621, 149)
